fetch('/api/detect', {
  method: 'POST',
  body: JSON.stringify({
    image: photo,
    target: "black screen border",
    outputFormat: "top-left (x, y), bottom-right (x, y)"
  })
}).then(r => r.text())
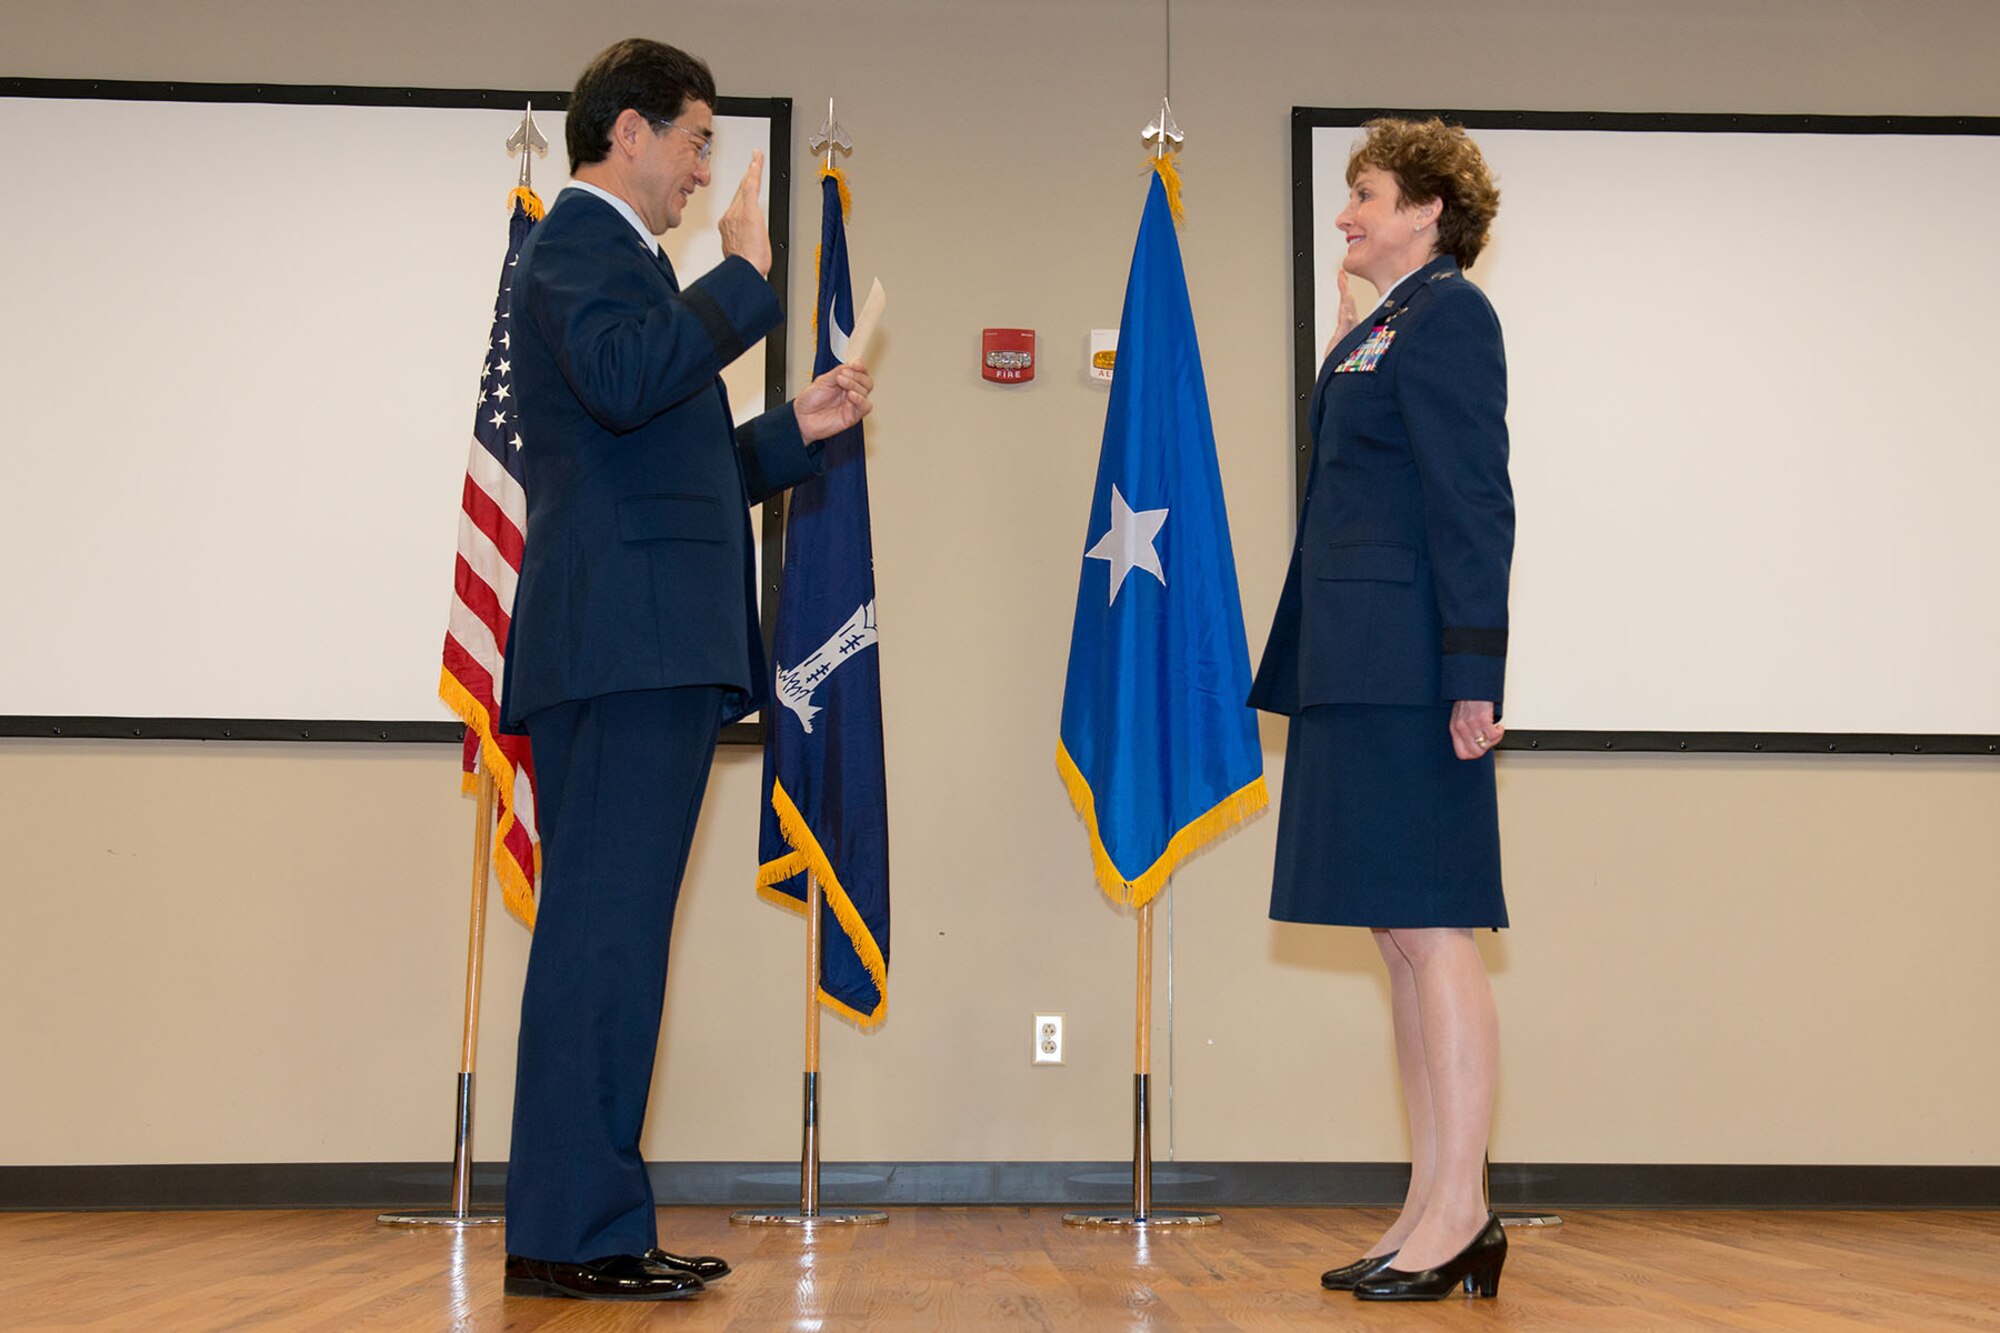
top-left (0, 77), bottom-right (795, 746)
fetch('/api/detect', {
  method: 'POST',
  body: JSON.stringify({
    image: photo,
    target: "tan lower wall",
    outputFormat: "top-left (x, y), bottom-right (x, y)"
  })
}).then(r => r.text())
top-left (4, 742), bottom-right (1994, 1167)
top-left (4, 0), bottom-right (1998, 1170)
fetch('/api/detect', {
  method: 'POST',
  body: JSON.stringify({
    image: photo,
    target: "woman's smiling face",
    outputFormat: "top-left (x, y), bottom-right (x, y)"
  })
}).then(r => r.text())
top-left (1336, 165), bottom-right (1441, 292)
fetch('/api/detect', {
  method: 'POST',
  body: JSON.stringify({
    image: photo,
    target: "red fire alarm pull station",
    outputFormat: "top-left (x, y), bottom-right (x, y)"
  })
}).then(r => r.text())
top-left (982, 328), bottom-right (1036, 383)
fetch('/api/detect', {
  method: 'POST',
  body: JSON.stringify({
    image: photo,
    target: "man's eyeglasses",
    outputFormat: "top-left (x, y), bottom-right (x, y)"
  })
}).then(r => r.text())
top-left (649, 118), bottom-right (713, 163)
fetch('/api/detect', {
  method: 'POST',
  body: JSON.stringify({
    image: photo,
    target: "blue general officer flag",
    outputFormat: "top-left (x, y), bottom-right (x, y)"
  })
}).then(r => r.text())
top-left (1057, 162), bottom-right (1267, 907)
top-left (756, 167), bottom-right (889, 1025)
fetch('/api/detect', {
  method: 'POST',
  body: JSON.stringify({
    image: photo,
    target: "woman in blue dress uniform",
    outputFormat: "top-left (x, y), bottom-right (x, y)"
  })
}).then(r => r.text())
top-left (1248, 118), bottom-right (1514, 1302)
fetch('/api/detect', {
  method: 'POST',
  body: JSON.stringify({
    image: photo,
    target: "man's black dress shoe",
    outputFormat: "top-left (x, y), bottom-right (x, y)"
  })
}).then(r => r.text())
top-left (645, 1247), bottom-right (732, 1282)
top-left (504, 1253), bottom-right (705, 1301)
top-left (1320, 1250), bottom-right (1398, 1290)
top-left (1352, 1214), bottom-right (1507, 1301)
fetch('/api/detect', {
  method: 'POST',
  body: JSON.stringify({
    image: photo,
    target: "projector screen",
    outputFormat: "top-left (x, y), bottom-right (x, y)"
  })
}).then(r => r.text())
top-left (1296, 110), bottom-right (2000, 747)
top-left (0, 81), bottom-right (791, 739)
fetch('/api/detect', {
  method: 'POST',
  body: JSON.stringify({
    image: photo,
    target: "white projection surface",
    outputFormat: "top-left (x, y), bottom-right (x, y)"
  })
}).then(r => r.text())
top-left (1306, 121), bottom-right (2000, 736)
top-left (0, 94), bottom-right (782, 725)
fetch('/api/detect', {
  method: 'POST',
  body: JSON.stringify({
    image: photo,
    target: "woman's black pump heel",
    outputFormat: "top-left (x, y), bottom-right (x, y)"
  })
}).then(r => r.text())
top-left (1352, 1214), bottom-right (1506, 1301)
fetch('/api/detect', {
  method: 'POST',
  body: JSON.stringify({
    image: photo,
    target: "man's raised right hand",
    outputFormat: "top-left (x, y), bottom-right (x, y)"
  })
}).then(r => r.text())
top-left (718, 150), bottom-right (771, 277)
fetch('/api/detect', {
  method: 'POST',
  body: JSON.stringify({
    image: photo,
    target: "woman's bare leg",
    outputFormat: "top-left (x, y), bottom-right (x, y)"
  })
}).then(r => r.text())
top-left (1365, 927), bottom-right (1436, 1258)
top-left (1378, 925), bottom-right (1498, 1271)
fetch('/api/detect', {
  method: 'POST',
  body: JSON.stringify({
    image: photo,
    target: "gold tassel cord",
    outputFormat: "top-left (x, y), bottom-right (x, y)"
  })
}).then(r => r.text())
top-left (809, 166), bottom-right (853, 341)
top-left (1055, 742), bottom-right (1267, 908)
top-left (506, 185), bottom-right (546, 221)
top-left (1149, 154), bottom-right (1185, 228)
top-left (821, 163), bottom-right (852, 221)
top-left (753, 777), bottom-right (890, 1026)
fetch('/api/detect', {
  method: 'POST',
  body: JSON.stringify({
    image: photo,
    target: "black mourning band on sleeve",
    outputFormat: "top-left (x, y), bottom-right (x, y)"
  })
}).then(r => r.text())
top-left (1442, 626), bottom-right (1508, 657)
top-left (680, 283), bottom-right (747, 366)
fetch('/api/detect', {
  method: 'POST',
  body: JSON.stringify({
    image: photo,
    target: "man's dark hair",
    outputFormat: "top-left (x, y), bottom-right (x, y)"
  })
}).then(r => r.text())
top-left (566, 38), bottom-right (717, 172)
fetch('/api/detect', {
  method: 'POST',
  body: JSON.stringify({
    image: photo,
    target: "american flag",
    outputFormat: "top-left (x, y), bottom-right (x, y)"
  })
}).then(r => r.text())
top-left (439, 187), bottom-right (542, 927)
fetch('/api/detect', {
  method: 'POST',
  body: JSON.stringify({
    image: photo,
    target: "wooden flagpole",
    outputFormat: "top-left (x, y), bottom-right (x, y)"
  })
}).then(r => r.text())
top-left (802, 872), bottom-right (823, 1215)
top-left (1133, 900), bottom-right (1154, 1218)
top-left (381, 110), bottom-right (547, 1230)
top-left (732, 871), bottom-right (885, 1226)
top-left (1065, 886), bottom-right (1217, 1228)
top-left (379, 769), bottom-right (504, 1226)
top-left (732, 96), bottom-right (879, 1228)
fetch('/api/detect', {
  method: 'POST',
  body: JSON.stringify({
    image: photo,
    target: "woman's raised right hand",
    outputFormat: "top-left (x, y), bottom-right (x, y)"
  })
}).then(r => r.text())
top-left (1324, 266), bottom-right (1359, 359)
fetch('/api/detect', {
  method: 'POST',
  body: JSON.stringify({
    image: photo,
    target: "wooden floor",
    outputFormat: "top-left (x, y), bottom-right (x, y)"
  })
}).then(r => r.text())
top-left (3, 1206), bottom-right (1998, 1330)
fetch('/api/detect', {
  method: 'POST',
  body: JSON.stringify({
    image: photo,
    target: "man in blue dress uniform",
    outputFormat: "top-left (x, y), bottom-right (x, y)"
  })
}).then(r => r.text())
top-left (498, 38), bottom-right (872, 1301)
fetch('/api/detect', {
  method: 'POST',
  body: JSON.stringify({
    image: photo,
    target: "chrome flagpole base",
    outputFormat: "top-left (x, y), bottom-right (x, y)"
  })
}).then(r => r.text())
top-left (1498, 1212), bottom-right (1564, 1228)
top-left (730, 1207), bottom-right (888, 1226)
top-left (1062, 1074), bottom-right (1219, 1227)
top-left (731, 1071), bottom-right (887, 1225)
top-left (376, 1208), bottom-right (504, 1226)
top-left (378, 1073), bottom-right (503, 1226)
top-left (1062, 1208), bottom-right (1219, 1228)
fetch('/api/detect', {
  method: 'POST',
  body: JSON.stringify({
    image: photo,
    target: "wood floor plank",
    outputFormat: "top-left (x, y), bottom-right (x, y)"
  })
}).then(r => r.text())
top-left (2, 1205), bottom-right (1996, 1329)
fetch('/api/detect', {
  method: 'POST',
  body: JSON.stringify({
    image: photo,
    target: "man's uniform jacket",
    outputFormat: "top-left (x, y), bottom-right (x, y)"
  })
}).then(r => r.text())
top-left (501, 188), bottom-right (819, 731)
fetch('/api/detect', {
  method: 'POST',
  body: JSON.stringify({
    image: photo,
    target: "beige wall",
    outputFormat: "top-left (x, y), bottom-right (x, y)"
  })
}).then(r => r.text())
top-left (4, 0), bottom-right (1997, 1170)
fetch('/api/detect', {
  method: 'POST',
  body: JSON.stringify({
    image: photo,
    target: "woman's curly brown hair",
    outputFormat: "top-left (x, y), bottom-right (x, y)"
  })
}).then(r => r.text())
top-left (1346, 117), bottom-right (1501, 269)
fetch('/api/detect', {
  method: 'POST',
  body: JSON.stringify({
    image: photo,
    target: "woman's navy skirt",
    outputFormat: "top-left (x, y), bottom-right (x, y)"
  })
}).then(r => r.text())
top-left (1269, 702), bottom-right (1507, 929)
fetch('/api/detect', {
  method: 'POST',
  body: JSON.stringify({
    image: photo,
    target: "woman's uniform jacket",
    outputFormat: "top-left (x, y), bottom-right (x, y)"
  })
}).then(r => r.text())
top-left (1249, 254), bottom-right (1514, 716)
top-left (500, 188), bottom-right (820, 731)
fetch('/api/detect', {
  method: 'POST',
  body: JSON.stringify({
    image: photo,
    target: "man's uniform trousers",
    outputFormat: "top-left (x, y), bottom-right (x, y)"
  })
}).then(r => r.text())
top-left (505, 685), bottom-right (726, 1262)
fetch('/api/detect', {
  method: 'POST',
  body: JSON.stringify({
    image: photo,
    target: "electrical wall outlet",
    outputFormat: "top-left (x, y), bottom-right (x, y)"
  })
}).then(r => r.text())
top-left (1033, 1012), bottom-right (1065, 1065)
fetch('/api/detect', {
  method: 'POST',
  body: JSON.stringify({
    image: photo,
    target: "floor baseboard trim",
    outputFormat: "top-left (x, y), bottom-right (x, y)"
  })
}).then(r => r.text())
top-left (4, 1161), bottom-right (1994, 1212)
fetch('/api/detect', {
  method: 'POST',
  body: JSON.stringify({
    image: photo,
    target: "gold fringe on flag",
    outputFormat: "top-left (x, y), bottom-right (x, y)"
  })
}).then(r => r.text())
top-left (754, 777), bottom-right (889, 1027)
top-left (1055, 742), bottom-right (1267, 909)
top-left (1148, 154), bottom-right (1185, 228)
top-left (438, 668), bottom-right (540, 928)
top-left (507, 185), bottom-right (546, 221)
